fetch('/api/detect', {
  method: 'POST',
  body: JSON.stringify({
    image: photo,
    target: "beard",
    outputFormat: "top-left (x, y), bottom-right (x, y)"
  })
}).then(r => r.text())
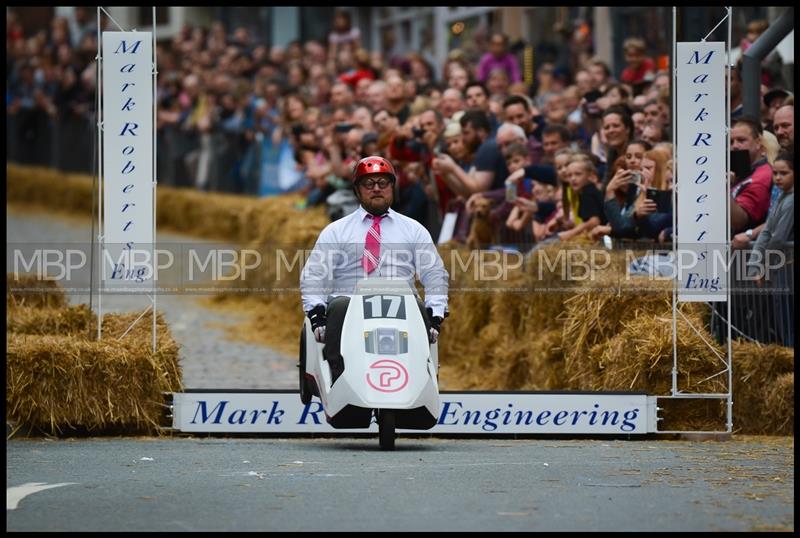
top-left (359, 191), bottom-right (393, 215)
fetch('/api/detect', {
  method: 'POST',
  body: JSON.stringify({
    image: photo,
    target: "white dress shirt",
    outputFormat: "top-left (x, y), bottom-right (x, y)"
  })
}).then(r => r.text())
top-left (300, 205), bottom-right (449, 318)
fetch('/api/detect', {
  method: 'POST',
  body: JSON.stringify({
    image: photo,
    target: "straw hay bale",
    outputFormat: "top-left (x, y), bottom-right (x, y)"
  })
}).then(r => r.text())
top-left (7, 327), bottom-right (181, 435)
top-left (7, 274), bottom-right (67, 309)
top-left (476, 329), bottom-right (566, 391)
top-left (7, 163), bottom-right (328, 244)
top-left (732, 341), bottom-right (795, 435)
top-left (762, 373), bottom-right (794, 436)
top-left (561, 283), bottom-right (673, 389)
top-left (7, 165), bottom-right (95, 216)
top-left (7, 304), bottom-right (94, 336)
top-left (6, 275), bottom-right (182, 435)
top-left (590, 306), bottom-right (727, 394)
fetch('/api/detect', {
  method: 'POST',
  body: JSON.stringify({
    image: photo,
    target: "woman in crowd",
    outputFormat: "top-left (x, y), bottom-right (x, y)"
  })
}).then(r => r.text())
top-left (592, 139), bottom-right (652, 241)
top-left (595, 105), bottom-right (634, 184)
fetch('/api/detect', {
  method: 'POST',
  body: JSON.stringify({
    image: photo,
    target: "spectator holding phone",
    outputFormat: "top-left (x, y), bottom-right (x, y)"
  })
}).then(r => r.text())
top-left (729, 116), bottom-right (773, 236)
top-left (594, 139), bottom-right (652, 240)
top-left (637, 148), bottom-right (672, 240)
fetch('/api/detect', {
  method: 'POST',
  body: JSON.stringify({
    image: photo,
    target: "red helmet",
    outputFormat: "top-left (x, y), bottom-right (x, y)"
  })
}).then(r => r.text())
top-left (353, 156), bottom-right (397, 185)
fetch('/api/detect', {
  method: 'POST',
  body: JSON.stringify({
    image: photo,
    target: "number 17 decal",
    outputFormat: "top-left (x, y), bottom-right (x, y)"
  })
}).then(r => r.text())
top-left (363, 295), bottom-right (406, 319)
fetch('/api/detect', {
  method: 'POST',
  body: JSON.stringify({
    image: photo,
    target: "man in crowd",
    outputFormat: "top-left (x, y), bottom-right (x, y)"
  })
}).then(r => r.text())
top-left (772, 104), bottom-right (794, 151)
top-left (502, 94), bottom-right (545, 166)
top-left (729, 117), bottom-right (773, 236)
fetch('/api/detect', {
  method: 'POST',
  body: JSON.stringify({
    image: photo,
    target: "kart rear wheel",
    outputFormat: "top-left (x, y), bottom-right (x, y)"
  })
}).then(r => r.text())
top-left (379, 409), bottom-right (396, 451)
top-left (299, 328), bottom-right (311, 405)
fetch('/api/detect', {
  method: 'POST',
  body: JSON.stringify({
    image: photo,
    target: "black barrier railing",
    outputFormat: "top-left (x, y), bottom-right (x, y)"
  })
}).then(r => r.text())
top-left (710, 243), bottom-right (795, 347)
top-left (7, 111), bottom-right (266, 195)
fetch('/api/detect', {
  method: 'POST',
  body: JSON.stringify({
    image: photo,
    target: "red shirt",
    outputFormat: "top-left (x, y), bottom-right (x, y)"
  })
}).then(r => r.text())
top-left (731, 160), bottom-right (773, 227)
top-left (620, 57), bottom-right (656, 85)
top-left (338, 68), bottom-right (375, 88)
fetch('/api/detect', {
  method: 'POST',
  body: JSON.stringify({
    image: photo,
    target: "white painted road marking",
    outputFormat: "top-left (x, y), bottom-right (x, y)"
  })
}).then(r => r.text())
top-left (7, 482), bottom-right (77, 510)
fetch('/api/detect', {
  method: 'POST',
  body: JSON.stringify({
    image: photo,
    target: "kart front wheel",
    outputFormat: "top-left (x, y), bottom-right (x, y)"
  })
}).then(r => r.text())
top-left (379, 409), bottom-right (396, 451)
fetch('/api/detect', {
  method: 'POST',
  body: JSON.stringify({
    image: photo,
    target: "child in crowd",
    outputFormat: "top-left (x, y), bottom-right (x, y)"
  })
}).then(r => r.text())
top-left (559, 155), bottom-right (606, 241)
top-left (503, 143), bottom-right (534, 232)
top-left (544, 148), bottom-right (576, 237)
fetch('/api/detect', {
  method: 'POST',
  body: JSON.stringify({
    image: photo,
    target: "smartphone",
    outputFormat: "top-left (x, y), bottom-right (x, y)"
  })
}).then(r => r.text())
top-left (646, 187), bottom-right (672, 213)
top-left (505, 182), bottom-right (517, 202)
top-left (334, 123), bottom-right (355, 133)
top-left (518, 178), bottom-right (532, 199)
top-left (628, 171), bottom-right (642, 184)
top-left (584, 89), bottom-right (602, 103)
top-left (730, 149), bottom-right (751, 181)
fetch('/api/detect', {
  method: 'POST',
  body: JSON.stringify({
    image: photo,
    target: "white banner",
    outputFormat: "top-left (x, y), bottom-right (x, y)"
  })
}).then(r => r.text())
top-left (172, 392), bottom-right (653, 434)
top-left (676, 42), bottom-right (728, 302)
top-left (101, 31), bottom-right (154, 288)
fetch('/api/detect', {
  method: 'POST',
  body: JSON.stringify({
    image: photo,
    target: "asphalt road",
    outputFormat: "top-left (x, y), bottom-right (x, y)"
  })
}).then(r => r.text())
top-left (6, 436), bottom-right (794, 532)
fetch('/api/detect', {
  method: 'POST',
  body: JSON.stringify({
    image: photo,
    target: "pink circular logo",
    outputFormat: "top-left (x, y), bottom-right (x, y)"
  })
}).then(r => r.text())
top-left (366, 359), bottom-right (409, 393)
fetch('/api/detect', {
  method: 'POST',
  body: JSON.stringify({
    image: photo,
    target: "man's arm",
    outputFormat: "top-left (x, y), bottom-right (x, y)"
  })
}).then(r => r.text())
top-left (559, 216), bottom-right (601, 241)
top-left (414, 226), bottom-right (449, 319)
top-left (730, 196), bottom-right (751, 234)
top-left (445, 165), bottom-right (493, 196)
top-left (300, 226), bottom-right (335, 313)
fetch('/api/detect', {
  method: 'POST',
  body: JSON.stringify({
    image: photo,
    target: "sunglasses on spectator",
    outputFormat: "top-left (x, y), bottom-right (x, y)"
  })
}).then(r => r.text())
top-left (359, 178), bottom-right (393, 189)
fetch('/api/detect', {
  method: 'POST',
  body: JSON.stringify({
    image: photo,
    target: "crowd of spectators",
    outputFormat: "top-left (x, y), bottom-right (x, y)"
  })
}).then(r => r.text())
top-left (5, 8), bottom-right (794, 344)
top-left (6, 9), bottom-right (794, 247)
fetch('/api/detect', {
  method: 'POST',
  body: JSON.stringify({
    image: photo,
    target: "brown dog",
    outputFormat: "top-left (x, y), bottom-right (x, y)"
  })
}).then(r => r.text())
top-left (466, 197), bottom-right (495, 250)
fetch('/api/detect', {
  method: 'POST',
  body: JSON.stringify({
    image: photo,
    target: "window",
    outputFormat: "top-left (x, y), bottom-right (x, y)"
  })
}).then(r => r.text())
top-left (138, 7), bottom-right (170, 27)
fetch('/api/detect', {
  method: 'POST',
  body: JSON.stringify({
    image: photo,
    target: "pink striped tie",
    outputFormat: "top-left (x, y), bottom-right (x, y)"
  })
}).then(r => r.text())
top-left (362, 214), bottom-right (383, 274)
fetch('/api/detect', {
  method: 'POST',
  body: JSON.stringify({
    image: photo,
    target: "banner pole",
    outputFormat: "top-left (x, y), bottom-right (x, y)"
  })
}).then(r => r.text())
top-left (97, 7), bottom-right (103, 341)
top-left (671, 6), bottom-right (678, 396)
top-left (152, 6), bottom-right (158, 354)
top-left (726, 5), bottom-right (733, 434)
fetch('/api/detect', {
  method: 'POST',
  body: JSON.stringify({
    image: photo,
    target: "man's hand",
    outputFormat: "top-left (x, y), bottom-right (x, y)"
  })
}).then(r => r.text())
top-left (432, 153), bottom-right (456, 174)
top-left (307, 304), bottom-right (327, 343)
top-left (732, 232), bottom-right (751, 250)
top-left (504, 168), bottom-right (525, 186)
top-left (426, 307), bottom-right (444, 344)
top-left (513, 197), bottom-right (538, 215)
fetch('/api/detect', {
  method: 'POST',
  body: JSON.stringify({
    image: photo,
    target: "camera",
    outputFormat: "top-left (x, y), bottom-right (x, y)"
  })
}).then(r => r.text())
top-left (411, 127), bottom-right (425, 139)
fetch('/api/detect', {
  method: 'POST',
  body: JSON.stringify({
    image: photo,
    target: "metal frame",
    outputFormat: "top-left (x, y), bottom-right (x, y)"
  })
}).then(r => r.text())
top-left (93, 7), bottom-right (158, 353)
top-left (661, 6), bottom-right (733, 435)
